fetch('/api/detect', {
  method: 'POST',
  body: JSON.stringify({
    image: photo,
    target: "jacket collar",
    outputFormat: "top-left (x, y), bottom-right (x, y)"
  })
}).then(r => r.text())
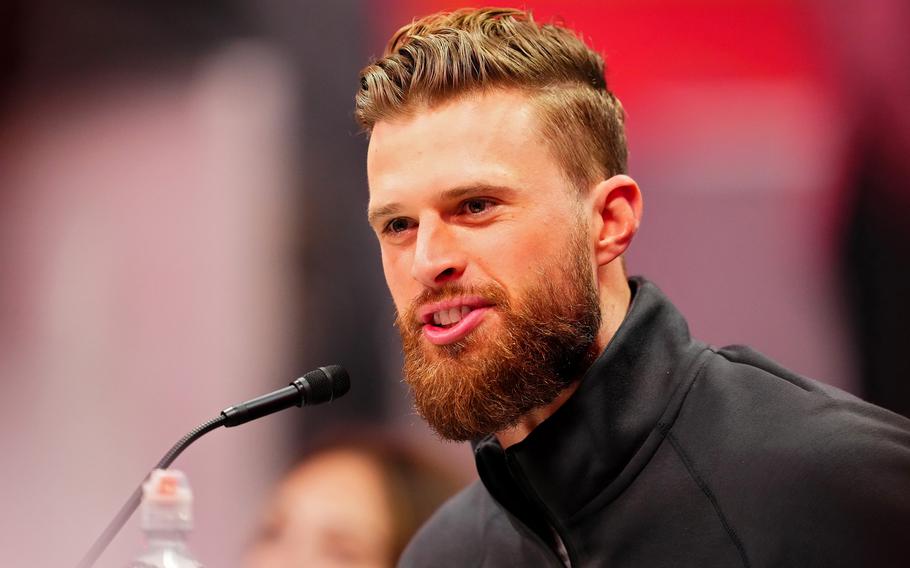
top-left (474, 277), bottom-right (706, 523)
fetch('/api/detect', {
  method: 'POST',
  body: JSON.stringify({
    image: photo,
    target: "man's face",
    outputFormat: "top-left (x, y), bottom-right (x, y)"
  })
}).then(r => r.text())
top-left (367, 90), bottom-right (601, 440)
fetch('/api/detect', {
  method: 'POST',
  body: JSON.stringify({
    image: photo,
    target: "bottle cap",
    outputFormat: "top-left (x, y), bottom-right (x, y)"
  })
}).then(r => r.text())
top-left (140, 469), bottom-right (193, 531)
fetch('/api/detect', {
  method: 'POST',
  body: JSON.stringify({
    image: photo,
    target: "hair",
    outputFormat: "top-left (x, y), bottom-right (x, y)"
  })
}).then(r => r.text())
top-left (356, 7), bottom-right (628, 191)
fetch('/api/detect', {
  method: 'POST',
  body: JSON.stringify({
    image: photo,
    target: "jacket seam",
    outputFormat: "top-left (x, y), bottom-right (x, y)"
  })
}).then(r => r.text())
top-left (662, 427), bottom-right (752, 568)
top-left (711, 346), bottom-right (834, 399)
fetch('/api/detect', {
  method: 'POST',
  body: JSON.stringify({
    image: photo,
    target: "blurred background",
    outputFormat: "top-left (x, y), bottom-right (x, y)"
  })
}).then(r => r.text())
top-left (1, 0), bottom-right (907, 566)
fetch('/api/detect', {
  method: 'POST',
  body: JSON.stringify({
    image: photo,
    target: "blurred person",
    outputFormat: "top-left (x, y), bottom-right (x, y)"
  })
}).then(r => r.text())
top-left (357, 7), bottom-right (910, 567)
top-left (821, 0), bottom-right (910, 418)
top-left (245, 433), bottom-right (463, 568)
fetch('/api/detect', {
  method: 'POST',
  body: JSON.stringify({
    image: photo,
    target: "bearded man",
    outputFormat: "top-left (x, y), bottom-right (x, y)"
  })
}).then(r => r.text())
top-left (358, 8), bottom-right (910, 567)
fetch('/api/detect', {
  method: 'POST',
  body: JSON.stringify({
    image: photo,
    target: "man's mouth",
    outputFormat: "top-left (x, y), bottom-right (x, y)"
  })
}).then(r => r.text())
top-left (417, 297), bottom-right (494, 345)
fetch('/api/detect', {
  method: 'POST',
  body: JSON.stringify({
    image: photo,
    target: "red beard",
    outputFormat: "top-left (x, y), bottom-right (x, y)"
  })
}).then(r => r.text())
top-left (396, 230), bottom-right (601, 441)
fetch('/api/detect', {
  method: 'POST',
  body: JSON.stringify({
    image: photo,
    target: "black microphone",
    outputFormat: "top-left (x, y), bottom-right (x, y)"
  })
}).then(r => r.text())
top-left (221, 365), bottom-right (350, 427)
top-left (76, 365), bottom-right (350, 568)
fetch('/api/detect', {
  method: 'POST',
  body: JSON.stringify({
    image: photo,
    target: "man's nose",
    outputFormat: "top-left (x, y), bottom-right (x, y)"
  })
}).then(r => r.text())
top-left (411, 217), bottom-right (466, 288)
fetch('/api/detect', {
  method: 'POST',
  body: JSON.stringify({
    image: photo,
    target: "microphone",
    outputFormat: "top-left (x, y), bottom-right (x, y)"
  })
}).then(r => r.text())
top-left (221, 365), bottom-right (350, 427)
top-left (76, 365), bottom-right (350, 568)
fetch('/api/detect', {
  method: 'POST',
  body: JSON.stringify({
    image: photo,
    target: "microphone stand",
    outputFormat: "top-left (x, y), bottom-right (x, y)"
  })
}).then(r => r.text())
top-left (75, 414), bottom-right (227, 568)
top-left (75, 364), bottom-right (350, 568)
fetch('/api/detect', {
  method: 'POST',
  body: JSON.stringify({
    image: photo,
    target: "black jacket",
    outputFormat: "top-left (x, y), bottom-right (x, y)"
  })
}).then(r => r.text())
top-left (399, 278), bottom-right (910, 567)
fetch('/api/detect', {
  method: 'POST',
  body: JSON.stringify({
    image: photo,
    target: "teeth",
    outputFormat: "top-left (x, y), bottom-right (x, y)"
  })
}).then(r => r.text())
top-left (431, 306), bottom-right (474, 327)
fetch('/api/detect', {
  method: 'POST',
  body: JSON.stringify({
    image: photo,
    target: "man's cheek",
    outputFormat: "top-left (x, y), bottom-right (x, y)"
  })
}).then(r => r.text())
top-left (381, 252), bottom-right (409, 295)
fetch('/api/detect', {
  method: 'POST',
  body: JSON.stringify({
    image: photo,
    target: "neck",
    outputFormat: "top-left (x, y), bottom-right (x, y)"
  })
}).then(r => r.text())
top-left (594, 267), bottom-right (632, 353)
top-left (495, 271), bottom-right (631, 449)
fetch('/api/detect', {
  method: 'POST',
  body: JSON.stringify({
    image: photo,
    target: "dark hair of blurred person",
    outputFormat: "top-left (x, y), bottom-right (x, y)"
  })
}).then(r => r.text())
top-left (244, 431), bottom-right (464, 568)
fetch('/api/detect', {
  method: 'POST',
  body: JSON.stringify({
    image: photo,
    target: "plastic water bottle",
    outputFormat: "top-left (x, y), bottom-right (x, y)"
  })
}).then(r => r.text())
top-left (131, 469), bottom-right (203, 568)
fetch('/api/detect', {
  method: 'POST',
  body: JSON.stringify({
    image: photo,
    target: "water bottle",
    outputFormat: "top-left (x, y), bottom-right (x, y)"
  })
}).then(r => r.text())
top-left (131, 469), bottom-right (203, 568)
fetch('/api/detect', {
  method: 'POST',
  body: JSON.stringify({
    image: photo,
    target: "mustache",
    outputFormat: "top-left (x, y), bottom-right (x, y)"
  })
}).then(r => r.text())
top-left (395, 282), bottom-right (510, 330)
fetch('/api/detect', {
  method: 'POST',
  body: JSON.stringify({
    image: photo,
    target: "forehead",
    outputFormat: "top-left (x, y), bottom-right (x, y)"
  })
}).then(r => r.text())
top-left (367, 90), bottom-right (567, 207)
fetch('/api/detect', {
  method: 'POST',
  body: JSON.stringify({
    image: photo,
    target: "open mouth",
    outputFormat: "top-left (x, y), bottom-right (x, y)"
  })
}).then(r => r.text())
top-left (418, 298), bottom-right (494, 345)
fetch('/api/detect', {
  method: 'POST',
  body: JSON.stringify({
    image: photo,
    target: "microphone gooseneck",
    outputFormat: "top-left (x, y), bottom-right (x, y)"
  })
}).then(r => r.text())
top-left (76, 365), bottom-right (350, 568)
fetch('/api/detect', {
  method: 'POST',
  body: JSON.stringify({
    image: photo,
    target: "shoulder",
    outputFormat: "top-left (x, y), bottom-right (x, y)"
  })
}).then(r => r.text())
top-left (397, 480), bottom-right (493, 567)
top-left (397, 479), bottom-right (550, 567)
top-left (698, 344), bottom-right (910, 437)
top-left (671, 345), bottom-right (910, 564)
top-left (686, 344), bottom-right (910, 466)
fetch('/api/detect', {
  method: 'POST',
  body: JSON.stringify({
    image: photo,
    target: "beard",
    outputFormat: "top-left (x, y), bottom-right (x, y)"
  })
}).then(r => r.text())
top-left (395, 228), bottom-right (602, 441)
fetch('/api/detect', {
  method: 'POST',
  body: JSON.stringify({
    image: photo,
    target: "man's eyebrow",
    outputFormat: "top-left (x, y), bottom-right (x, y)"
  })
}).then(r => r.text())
top-left (367, 184), bottom-right (519, 226)
top-left (440, 183), bottom-right (518, 201)
top-left (367, 202), bottom-right (402, 227)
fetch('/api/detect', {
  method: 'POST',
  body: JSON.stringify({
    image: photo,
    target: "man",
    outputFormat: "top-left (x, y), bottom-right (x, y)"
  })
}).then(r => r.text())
top-left (357, 8), bottom-right (910, 567)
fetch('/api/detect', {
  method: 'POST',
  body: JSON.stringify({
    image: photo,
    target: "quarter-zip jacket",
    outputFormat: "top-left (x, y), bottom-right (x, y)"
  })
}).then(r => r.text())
top-left (399, 278), bottom-right (910, 567)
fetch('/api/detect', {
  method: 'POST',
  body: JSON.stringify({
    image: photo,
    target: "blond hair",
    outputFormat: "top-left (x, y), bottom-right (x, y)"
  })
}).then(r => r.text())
top-left (356, 7), bottom-right (628, 190)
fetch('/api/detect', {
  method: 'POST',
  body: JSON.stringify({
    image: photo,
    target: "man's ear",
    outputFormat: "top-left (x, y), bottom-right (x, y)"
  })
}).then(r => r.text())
top-left (589, 174), bottom-right (643, 267)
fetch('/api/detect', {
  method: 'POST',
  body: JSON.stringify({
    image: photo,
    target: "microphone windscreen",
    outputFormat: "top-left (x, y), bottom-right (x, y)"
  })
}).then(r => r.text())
top-left (298, 365), bottom-right (350, 405)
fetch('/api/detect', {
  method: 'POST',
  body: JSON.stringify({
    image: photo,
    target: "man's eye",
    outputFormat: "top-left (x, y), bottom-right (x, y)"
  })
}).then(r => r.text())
top-left (462, 198), bottom-right (493, 215)
top-left (385, 218), bottom-right (413, 234)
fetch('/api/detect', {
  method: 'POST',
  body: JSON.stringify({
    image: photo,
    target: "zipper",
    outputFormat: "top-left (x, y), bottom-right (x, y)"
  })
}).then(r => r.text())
top-left (500, 506), bottom-right (570, 568)
top-left (506, 452), bottom-right (579, 567)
